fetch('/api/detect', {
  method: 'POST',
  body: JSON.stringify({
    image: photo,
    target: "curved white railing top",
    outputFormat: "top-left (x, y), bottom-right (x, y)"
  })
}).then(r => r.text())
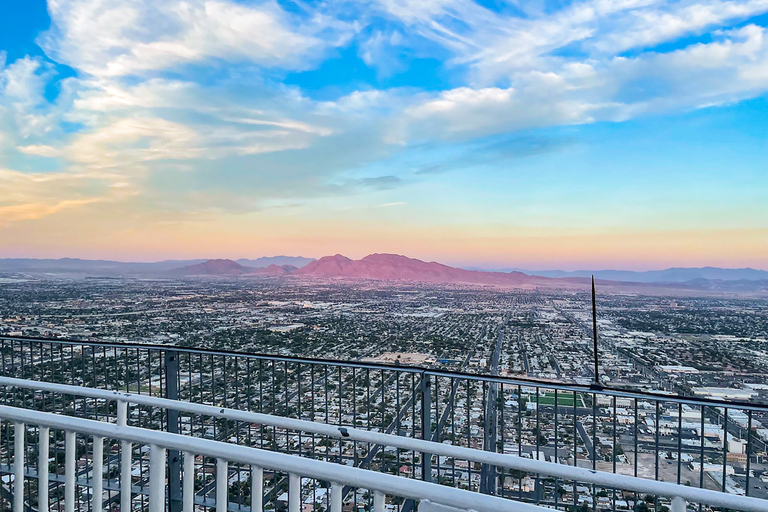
top-left (1, 377), bottom-right (768, 512)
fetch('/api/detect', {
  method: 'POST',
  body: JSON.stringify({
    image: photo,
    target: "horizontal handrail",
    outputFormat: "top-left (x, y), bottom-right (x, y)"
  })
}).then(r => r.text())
top-left (3, 334), bottom-right (768, 411)
top-left (0, 404), bottom-right (547, 512)
top-left (1, 377), bottom-right (767, 511)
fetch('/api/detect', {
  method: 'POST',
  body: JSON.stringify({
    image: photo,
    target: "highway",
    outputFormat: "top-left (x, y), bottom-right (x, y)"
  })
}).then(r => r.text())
top-left (479, 317), bottom-right (505, 495)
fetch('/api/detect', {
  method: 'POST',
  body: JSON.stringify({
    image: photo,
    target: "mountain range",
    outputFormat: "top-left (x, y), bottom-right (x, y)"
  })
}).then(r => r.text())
top-left (470, 266), bottom-right (768, 283)
top-left (0, 256), bottom-right (313, 275)
top-left (165, 254), bottom-right (768, 296)
top-left (170, 260), bottom-right (297, 276)
top-left (2, 255), bottom-right (767, 296)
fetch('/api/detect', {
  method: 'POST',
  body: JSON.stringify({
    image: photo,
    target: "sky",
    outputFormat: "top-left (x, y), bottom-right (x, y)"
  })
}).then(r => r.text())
top-left (0, 0), bottom-right (766, 270)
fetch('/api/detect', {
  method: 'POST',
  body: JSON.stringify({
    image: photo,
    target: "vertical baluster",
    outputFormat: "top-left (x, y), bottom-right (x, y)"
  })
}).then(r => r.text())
top-left (250, 466), bottom-right (263, 512)
top-left (289, 473), bottom-right (300, 512)
top-left (117, 400), bottom-right (127, 426)
top-left (677, 403), bottom-right (683, 485)
top-left (183, 452), bottom-right (194, 512)
top-left (149, 445), bottom-right (166, 512)
top-left (373, 491), bottom-right (385, 512)
top-left (217, 458), bottom-right (228, 512)
top-left (330, 482), bottom-right (342, 512)
top-left (38, 426), bottom-right (49, 512)
top-left (670, 496), bottom-right (687, 512)
top-left (92, 436), bottom-right (103, 512)
top-left (13, 422), bottom-right (24, 512)
top-left (65, 431), bottom-right (75, 512)
top-left (120, 440), bottom-right (132, 512)
top-left (722, 408), bottom-right (728, 492)
top-left (746, 410), bottom-right (753, 496)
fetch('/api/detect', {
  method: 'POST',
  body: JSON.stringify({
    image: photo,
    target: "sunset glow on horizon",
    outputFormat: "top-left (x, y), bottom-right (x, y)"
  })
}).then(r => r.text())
top-left (2, 0), bottom-right (767, 270)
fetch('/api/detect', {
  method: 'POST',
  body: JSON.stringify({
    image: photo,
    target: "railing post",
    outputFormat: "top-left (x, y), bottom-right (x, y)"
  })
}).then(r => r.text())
top-left (13, 422), bottom-right (24, 512)
top-left (421, 372), bottom-right (432, 483)
top-left (149, 445), bottom-right (167, 512)
top-left (165, 349), bottom-right (182, 512)
top-left (330, 482), bottom-right (342, 512)
top-left (65, 431), bottom-right (75, 512)
top-left (671, 496), bottom-right (686, 512)
top-left (38, 426), bottom-right (49, 512)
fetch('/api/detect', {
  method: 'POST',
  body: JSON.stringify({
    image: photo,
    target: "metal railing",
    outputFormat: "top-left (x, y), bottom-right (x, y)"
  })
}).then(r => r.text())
top-left (1, 335), bottom-right (768, 511)
top-left (0, 399), bottom-right (545, 512)
top-left (2, 378), bottom-right (768, 512)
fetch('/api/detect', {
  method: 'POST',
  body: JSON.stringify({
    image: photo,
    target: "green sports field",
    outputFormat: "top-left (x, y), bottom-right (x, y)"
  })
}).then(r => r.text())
top-left (528, 391), bottom-right (584, 407)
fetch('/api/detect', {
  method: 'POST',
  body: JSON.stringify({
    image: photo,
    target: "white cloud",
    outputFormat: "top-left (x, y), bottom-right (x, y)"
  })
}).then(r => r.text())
top-left (398, 24), bottom-right (768, 139)
top-left (18, 144), bottom-right (61, 157)
top-left (0, 167), bottom-right (133, 224)
top-left (2, 0), bottom-right (768, 227)
top-left (42, 0), bottom-right (351, 77)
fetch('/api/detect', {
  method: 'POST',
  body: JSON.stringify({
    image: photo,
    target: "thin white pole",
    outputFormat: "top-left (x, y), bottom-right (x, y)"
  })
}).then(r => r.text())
top-left (38, 426), bottom-right (49, 512)
top-left (216, 458), bottom-right (228, 512)
top-left (116, 400), bottom-right (127, 426)
top-left (92, 436), bottom-right (104, 512)
top-left (120, 440), bottom-right (132, 512)
top-left (149, 445), bottom-right (166, 512)
top-left (13, 422), bottom-right (24, 512)
top-left (671, 496), bottom-right (687, 512)
top-left (183, 452), bottom-right (194, 512)
top-left (289, 473), bottom-right (301, 512)
top-left (330, 482), bottom-right (342, 512)
top-left (373, 490), bottom-right (385, 512)
top-left (64, 431), bottom-right (75, 512)
top-left (250, 465), bottom-right (263, 512)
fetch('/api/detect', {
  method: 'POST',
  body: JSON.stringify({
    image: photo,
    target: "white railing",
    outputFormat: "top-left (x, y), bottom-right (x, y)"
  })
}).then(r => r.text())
top-left (2, 377), bottom-right (768, 512)
top-left (0, 404), bottom-right (546, 512)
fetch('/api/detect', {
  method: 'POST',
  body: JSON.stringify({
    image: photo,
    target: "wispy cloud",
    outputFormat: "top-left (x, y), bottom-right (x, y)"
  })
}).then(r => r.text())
top-left (1, 0), bottom-right (767, 247)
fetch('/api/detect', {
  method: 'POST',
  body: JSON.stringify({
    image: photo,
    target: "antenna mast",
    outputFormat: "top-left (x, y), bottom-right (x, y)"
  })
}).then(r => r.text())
top-left (592, 275), bottom-right (600, 387)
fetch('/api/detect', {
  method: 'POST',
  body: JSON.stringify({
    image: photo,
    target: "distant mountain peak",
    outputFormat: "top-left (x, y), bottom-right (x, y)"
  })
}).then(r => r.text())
top-left (169, 259), bottom-right (252, 276)
top-left (295, 253), bottom-right (562, 288)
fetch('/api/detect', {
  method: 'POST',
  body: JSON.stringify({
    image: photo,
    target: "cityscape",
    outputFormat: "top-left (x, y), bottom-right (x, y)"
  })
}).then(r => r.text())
top-left (1, 265), bottom-right (767, 510)
top-left (3, 0), bottom-right (768, 510)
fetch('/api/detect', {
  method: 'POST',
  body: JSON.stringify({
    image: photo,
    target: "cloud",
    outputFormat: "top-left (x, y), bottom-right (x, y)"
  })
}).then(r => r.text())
top-left (399, 24), bottom-right (768, 140)
top-left (414, 135), bottom-right (577, 174)
top-left (17, 144), bottom-right (61, 157)
top-left (0, 167), bottom-right (134, 224)
top-left (2, 0), bottom-right (768, 233)
top-left (41, 0), bottom-right (351, 78)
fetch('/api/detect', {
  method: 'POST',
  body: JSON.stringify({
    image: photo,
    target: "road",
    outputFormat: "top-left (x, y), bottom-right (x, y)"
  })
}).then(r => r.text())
top-left (479, 318), bottom-right (505, 495)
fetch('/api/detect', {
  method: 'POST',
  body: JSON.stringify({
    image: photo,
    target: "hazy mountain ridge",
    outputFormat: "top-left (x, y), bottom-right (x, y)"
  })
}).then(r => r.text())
top-left (172, 254), bottom-right (768, 296)
top-left (0, 256), bottom-right (313, 275)
top-left (468, 266), bottom-right (768, 283)
top-left (3, 256), bottom-right (767, 296)
top-left (237, 256), bottom-right (314, 268)
top-left (294, 253), bottom-right (558, 288)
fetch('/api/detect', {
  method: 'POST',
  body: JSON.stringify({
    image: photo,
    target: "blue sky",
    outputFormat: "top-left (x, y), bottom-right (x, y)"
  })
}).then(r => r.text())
top-left (0, 0), bottom-right (766, 269)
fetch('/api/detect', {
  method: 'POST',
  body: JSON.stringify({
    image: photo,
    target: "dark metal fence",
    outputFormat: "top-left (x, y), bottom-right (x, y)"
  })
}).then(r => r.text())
top-left (1, 335), bottom-right (767, 512)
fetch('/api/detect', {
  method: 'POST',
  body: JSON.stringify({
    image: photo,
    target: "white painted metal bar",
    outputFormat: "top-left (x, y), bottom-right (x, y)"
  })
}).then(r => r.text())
top-left (373, 490), bottom-right (385, 512)
top-left (216, 458), bottom-right (228, 512)
top-left (183, 451), bottom-right (195, 512)
top-left (120, 440), bottom-right (132, 512)
top-left (330, 482), bottom-right (342, 512)
top-left (251, 465), bottom-right (263, 512)
top-left (0, 401), bottom-right (767, 512)
top-left (38, 426), bottom-right (49, 512)
top-left (13, 422), bottom-right (24, 512)
top-left (116, 399), bottom-right (127, 426)
top-left (149, 445), bottom-right (166, 512)
top-left (2, 374), bottom-right (762, 512)
top-left (0, 374), bottom-right (716, 508)
top-left (289, 473), bottom-right (300, 512)
top-left (671, 496), bottom-right (687, 512)
top-left (65, 431), bottom-right (75, 512)
top-left (92, 436), bottom-right (104, 512)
